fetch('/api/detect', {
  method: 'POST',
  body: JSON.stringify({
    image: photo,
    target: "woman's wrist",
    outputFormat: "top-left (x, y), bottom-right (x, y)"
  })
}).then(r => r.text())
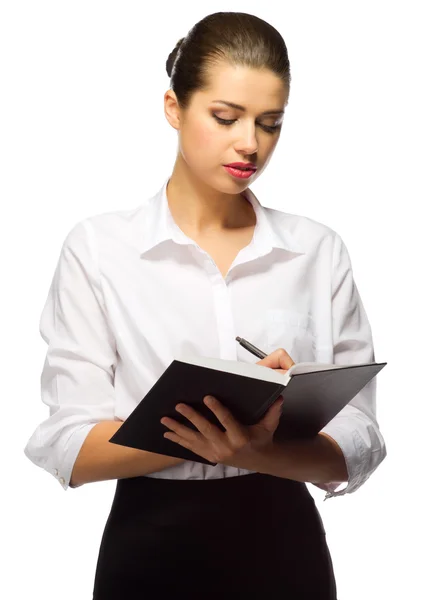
top-left (230, 434), bottom-right (348, 485)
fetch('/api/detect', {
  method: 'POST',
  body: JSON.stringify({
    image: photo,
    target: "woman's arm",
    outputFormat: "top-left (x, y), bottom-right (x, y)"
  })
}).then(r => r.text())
top-left (232, 431), bottom-right (348, 485)
top-left (24, 220), bottom-right (184, 491)
top-left (70, 420), bottom-right (185, 487)
top-left (312, 232), bottom-right (386, 499)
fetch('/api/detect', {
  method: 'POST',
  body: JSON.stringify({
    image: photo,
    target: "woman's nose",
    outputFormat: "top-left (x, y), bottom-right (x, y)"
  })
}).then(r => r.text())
top-left (234, 123), bottom-right (259, 155)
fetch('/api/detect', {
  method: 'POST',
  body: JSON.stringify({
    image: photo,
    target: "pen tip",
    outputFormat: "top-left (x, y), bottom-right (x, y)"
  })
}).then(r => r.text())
top-left (235, 336), bottom-right (241, 342)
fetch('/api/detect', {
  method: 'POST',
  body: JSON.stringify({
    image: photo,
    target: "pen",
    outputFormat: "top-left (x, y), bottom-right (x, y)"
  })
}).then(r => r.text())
top-left (235, 336), bottom-right (268, 360)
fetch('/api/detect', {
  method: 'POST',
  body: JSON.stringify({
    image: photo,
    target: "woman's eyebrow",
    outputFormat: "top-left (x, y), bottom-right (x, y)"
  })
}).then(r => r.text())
top-left (212, 100), bottom-right (284, 115)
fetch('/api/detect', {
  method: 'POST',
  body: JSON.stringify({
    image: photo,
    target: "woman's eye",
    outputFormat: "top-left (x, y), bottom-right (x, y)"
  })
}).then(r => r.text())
top-left (212, 114), bottom-right (281, 134)
top-left (213, 115), bottom-right (236, 126)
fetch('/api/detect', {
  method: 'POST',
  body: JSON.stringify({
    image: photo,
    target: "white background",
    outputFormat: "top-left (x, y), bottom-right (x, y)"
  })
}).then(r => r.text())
top-left (2, 1), bottom-right (420, 598)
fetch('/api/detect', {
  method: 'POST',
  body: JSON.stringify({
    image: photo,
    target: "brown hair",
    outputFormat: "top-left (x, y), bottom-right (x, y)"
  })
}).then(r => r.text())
top-left (165, 12), bottom-right (291, 111)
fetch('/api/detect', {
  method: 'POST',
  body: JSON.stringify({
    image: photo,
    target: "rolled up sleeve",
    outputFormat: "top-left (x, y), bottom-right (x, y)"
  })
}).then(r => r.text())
top-left (23, 219), bottom-right (117, 491)
top-left (313, 233), bottom-right (387, 500)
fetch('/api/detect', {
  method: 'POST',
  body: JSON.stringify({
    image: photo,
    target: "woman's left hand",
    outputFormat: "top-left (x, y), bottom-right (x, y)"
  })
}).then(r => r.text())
top-left (161, 347), bottom-right (294, 469)
top-left (160, 393), bottom-right (284, 470)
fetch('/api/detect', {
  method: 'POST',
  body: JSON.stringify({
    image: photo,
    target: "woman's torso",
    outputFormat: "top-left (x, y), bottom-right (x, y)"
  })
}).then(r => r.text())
top-left (93, 176), bottom-right (336, 480)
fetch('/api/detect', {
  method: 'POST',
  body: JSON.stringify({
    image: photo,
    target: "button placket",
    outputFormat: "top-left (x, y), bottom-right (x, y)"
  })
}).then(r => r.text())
top-left (188, 244), bottom-right (237, 360)
top-left (208, 272), bottom-right (237, 360)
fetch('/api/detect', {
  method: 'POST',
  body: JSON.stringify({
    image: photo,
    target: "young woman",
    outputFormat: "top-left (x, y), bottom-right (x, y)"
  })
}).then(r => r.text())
top-left (24, 11), bottom-right (386, 599)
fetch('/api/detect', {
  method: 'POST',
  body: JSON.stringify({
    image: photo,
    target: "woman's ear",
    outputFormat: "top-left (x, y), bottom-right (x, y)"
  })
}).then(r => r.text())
top-left (163, 89), bottom-right (182, 131)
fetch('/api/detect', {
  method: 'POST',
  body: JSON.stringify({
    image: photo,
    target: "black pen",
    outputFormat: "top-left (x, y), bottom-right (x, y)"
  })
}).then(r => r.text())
top-left (235, 336), bottom-right (268, 360)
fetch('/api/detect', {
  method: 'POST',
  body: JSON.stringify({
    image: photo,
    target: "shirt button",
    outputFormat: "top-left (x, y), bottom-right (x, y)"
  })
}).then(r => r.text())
top-left (59, 477), bottom-right (65, 484)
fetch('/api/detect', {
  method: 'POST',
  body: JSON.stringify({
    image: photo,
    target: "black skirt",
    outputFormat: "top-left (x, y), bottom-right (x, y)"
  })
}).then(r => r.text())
top-left (92, 473), bottom-right (337, 599)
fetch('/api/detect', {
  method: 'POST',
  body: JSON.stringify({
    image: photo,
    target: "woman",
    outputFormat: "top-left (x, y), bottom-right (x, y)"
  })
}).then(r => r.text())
top-left (24, 11), bottom-right (386, 599)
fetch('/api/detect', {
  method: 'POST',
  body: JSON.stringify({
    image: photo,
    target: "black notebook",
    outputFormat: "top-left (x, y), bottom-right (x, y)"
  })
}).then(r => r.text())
top-left (109, 354), bottom-right (387, 465)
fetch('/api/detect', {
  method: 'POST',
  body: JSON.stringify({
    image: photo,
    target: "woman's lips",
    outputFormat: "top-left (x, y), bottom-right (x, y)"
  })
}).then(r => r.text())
top-left (223, 165), bottom-right (256, 179)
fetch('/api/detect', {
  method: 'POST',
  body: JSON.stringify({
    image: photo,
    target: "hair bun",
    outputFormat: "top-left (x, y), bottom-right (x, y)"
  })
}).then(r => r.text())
top-left (166, 37), bottom-right (185, 77)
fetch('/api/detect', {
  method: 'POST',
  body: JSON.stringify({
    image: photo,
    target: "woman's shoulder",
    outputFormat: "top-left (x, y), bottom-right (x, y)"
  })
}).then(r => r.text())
top-left (263, 203), bottom-right (340, 252)
top-left (62, 195), bottom-right (154, 250)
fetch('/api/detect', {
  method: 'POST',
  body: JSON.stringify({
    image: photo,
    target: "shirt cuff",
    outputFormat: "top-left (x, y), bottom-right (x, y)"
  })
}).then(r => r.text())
top-left (313, 481), bottom-right (347, 494)
top-left (45, 423), bottom-right (98, 490)
top-left (313, 426), bottom-right (367, 500)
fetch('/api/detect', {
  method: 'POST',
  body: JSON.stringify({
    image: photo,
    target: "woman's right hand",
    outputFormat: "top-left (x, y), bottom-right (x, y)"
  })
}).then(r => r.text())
top-left (256, 347), bottom-right (295, 374)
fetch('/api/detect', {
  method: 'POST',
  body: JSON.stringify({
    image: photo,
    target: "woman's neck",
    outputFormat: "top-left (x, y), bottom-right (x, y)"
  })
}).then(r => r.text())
top-left (166, 166), bottom-right (255, 236)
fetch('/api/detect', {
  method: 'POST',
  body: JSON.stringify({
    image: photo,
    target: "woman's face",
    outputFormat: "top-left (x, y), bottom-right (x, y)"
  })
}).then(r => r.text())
top-left (164, 61), bottom-right (289, 192)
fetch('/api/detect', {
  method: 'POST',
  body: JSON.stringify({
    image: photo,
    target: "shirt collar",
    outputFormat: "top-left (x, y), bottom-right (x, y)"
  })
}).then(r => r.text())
top-left (137, 176), bottom-right (306, 258)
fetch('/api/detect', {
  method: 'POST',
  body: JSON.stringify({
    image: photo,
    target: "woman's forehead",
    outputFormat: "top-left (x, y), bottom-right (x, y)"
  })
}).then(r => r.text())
top-left (196, 64), bottom-right (288, 110)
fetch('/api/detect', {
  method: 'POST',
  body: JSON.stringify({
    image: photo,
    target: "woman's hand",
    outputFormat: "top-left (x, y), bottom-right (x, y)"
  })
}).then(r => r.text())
top-left (256, 347), bottom-right (295, 375)
top-left (160, 348), bottom-right (295, 470)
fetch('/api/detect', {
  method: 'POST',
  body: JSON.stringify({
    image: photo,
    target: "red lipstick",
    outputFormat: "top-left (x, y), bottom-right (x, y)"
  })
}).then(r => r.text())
top-left (223, 162), bottom-right (257, 179)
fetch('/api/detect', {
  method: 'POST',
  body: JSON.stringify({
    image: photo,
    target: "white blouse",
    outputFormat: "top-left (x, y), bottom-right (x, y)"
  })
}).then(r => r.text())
top-left (23, 175), bottom-right (386, 500)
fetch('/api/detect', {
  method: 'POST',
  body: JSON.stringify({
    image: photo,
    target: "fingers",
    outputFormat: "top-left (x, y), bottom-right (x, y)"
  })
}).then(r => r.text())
top-left (255, 396), bottom-right (284, 434)
top-left (203, 396), bottom-right (246, 443)
top-left (161, 397), bottom-right (246, 448)
top-left (256, 347), bottom-right (295, 371)
top-left (160, 411), bottom-right (203, 443)
top-left (161, 400), bottom-right (223, 443)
